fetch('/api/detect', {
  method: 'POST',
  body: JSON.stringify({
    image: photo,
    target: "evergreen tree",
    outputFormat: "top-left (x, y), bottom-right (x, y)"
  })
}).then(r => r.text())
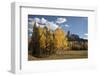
top-left (32, 22), bottom-right (40, 56)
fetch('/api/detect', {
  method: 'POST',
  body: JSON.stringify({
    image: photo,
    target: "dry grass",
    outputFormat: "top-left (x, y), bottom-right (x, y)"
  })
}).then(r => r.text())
top-left (28, 50), bottom-right (88, 61)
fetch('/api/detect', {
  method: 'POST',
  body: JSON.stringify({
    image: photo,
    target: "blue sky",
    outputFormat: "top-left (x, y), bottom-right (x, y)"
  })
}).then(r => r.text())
top-left (28, 15), bottom-right (88, 39)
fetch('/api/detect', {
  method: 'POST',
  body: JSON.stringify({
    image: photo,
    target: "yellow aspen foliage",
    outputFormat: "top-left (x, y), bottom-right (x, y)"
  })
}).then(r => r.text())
top-left (46, 31), bottom-right (54, 50)
top-left (43, 27), bottom-right (54, 51)
top-left (54, 28), bottom-right (68, 50)
top-left (38, 27), bottom-right (46, 49)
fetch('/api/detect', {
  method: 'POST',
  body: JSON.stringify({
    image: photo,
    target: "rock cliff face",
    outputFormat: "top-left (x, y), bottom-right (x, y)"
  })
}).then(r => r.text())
top-left (66, 31), bottom-right (88, 50)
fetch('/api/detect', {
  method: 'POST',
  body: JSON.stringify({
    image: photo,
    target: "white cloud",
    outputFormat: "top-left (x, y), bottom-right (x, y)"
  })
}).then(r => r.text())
top-left (29, 33), bottom-right (32, 37)
top-left (39, 24), bottom-right (46, 28)
top-left (83, 33), bottom-right (88, 39)
top-left (28, 28), bottom-right (33, 32)
top-left (56, 18), bottom-right (67, 24)
top-left (41, 18), bottom-right (47, 24)
top-left (48, 22), bottom-right (59, 30)
top-left (34, 17), bottom-right (40, 23)
top-left (28, 22), bottom-right (33, 25)
top-left (64, 24), bottom-right (69, 27)
top-left (28, 17), bottom-right (60, 30)
top-left (28, 18), bottom-right (34, 21)
top-left (83, 37), bottom-right (88, 39)
top-left (28, 21), bottom-right (35, 27)
top-left (33, 17), bottom-right (59, 30)
top-left (33, 17), bottom-right (47, 24)
top-left (84, 33), bottom-right (88, 36)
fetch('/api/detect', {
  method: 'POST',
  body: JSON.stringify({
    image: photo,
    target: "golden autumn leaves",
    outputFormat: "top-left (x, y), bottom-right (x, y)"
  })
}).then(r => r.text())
top-left (54, 28), bottom-right (68, 50)
top-left (31, 22), bottom-right (68, 57)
